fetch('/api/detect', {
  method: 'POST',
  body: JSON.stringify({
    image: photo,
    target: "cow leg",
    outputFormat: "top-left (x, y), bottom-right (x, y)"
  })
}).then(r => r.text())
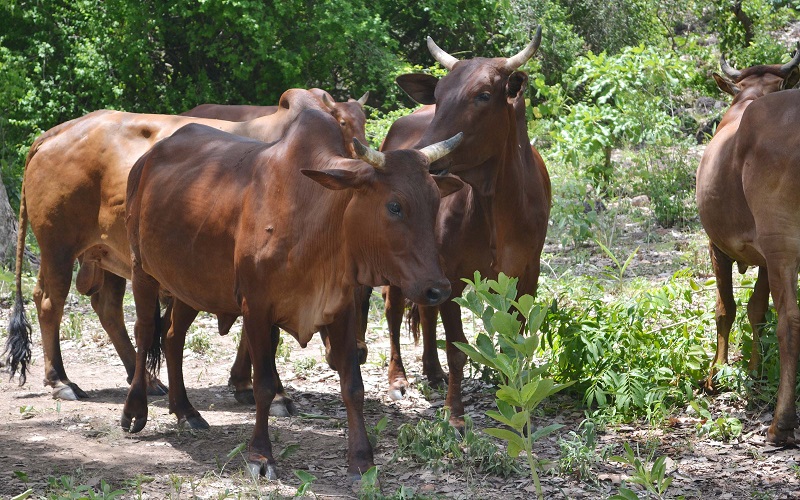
top-left (323, 286), bottom-right (371, 370)
top-left (323, 306), bottom-right (374, 480)
top-left (747, 266), bottom-right (770, 373)
top-left (90, 270), bottom-right (168, 396)
top-left (267, 327), bottom-right (297, 417)
top-left (419, 304), bottom-right (447, 387)
top-left (765, 258), bottom-right (800, 444)
top-left (163, 299), bottom-right (208, 429)
top-left (440, 298), bottom-right (467, 429)
top-left (243, 307), bottom-right (278, 480)
top-left (121, 265), bottom-right (162, 434)
top-left (229, 333), bottom-right (254, 404)
top-left (33, 250), bottom-right (87, 400)
top-left (384, 285), bottom-right (410, 400)
top-left (229, 327), bottom-right (296, 415)
top-left (705, 242), bottom-right (736, 392)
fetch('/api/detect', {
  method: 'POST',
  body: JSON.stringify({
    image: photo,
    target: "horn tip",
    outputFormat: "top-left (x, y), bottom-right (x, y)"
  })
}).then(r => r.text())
top-left (352, 138), bottom-right (366, 155)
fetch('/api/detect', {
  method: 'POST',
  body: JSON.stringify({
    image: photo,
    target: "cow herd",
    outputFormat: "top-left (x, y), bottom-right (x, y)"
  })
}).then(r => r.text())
top-left (4, 27), bottom-right (800, 480)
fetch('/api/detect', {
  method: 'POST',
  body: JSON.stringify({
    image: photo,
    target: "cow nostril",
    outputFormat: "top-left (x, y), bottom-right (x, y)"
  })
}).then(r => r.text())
top-left (425, 287), bottom-right (444, 304)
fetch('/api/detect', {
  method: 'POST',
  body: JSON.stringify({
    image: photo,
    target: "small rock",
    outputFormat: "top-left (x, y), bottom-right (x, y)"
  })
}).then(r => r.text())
top-left (630, 195), bottom-right (650, 207)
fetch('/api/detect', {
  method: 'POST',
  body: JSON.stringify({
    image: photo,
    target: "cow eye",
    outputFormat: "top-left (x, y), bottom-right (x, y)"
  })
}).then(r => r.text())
top-left (476, 92), bottom-right (491, 102)
top-left (386, 201), bottom-right (402, 217)
top-left (339, 119), bottom-right (346, 126)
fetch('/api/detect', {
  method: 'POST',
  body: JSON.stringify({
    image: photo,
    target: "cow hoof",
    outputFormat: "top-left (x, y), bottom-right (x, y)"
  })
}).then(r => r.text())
top-left (120, 413), bottom-right (148, 433)
top-left (147, 378), bottom-right (169, 396)
top-left (348, 470), bottom-right (380, 488)
top-left (247, 461), bottom-right (278, 480)
top-left (449, 415), bottom-right (466, 435)
top-left (767, 424), bottom-right (797, 445)
top-left (388, 378), bottom-right (408, 401)
top-left (180, 415), bottom-right (210, 430)
top-left (234, 389), bottom-right (256, 405)
top-left (52, 383), bottom-right (89, 401)
top-left (270, 397), bottom-right (298, 417)
top-left (426, 373), bottom-right (448, 389)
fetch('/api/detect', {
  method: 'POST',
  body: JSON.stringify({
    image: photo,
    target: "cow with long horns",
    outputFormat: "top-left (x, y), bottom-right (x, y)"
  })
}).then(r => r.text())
top-left (123, 109), bottom-right (464, 479)
top-left (373, 28), bottom-right (552, 426)
top-left (697, 45), bottom-right (800, 399)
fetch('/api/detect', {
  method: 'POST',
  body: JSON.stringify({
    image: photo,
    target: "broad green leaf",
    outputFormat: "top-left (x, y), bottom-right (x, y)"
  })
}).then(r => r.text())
top-left (486, 409), bottom-right (516, 428)
top-left (453, 341), bottom-right (491, 367)
top-left (492, 310), bottom-right (522, 337)
top-left (529, 423), bottom-right (564, 441)
top-left (484, 428), bottom-right (526, 457)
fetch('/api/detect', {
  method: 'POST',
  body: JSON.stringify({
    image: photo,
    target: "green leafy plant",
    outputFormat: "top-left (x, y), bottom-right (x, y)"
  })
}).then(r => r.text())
top-left (453, 272), bottom-right (573, 498)
top-left (609, 442), bottom-right (673, 499)
top-left (596, 240), bottom-right (640, 283)
top-left (368, 415), bottom-right (389, 448)
top-left (394, 408), bottom-right (520, 477)
top-left (558, 420), bottom-right (608, 482)
top-left (185, 327), bottom-right (211, 354)
top-left (690, 400), bottom-right (743, 441)
top-left (294, 470), bottom-right (317, 498)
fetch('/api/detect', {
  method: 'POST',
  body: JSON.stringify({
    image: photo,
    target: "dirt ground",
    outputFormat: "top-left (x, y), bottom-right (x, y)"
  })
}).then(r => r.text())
top-left (2, 239), bottom-right (800, 499)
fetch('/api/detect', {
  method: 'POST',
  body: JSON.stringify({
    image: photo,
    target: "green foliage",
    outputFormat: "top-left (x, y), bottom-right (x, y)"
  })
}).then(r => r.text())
top-left (704, 0), bottom-right (798, 60)
top-left (690, 399), bottom-right (743, 441)
top-left (561, 0), bottom-right (664, 54)
top-left (185, 328), bottom-right (211, 354)
top-left (540, 272), bottom-right (713, 423)
top-left (454, 272), bottom-right (573, 498)
top-left (631, 141), bottom-right (698, 228)
top-left (394, 408), bottom-right (521, 478)
top-left (542, 45), bottom-right (699, 187)
top-left (558, 420), bottom-right (609, 481)
top-left (368, 415), bottom-right (389, 448)
top-left (293, 469), bottom-right (317, 498)
top-left (46, 474), bottom-right (126, 499)
top-left (609, 442), bottom-right (673, 499)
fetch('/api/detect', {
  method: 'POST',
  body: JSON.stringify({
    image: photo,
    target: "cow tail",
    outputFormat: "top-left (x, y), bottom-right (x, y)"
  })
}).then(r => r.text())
top-left (5, 182), bottom-right (32, 384)
top-left (405, 300), bottom-right (421, 345)
top-left (146, 297), bottom-right (164, 378)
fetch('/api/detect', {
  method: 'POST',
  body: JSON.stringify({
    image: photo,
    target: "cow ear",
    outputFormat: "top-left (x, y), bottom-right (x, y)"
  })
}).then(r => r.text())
top-left (712, 73), bottom-right (739, 96)
top-left (432, 175), bottom-right (464, 198)
top-left (507, 71), bottom-right (528, 99)
top-left (784, 66), bottom-right (800, 89)
top-left (301, 169), bottom-right (366, 190)
top-left (396, 73), bottom-right (439, 105)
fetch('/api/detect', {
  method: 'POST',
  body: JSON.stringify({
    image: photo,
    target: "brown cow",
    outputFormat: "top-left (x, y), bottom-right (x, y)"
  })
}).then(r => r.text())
top-left (5, 90), bottom-right (342, 413)
top-left (697, 47), bottom-right (800, 397)
top-left (373, 29), bottom-right (552, 424)
top-left (731, 88), bottom-right (800, 443)
top-left (123, 109), bottom-right (464, 479)
top-left (181, 89), bottom-right (369, 159)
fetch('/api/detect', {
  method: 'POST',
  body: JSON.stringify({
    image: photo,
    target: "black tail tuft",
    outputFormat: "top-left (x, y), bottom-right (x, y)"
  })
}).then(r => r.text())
top-left (146, 297), bottom-right (163, 378)
top-left (5, 290), bottom-right (32, 385)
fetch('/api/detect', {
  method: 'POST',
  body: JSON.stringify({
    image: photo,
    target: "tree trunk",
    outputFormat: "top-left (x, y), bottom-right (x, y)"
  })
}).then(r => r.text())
top-left (0, 180), bottom-right (20, 268)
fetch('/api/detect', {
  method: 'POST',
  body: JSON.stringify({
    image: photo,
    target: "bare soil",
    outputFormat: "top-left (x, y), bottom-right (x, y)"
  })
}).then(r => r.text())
top-left (1, 229), bottom-right (800, 499)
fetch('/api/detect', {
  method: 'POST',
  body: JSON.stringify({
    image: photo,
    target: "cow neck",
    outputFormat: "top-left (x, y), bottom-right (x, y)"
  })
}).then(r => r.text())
top-left (454, 103), bottom-right (529, 261)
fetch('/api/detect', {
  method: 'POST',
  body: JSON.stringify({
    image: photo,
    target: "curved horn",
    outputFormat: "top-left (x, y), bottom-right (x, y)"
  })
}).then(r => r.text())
top-left (505, 26), bottom-right (543, 71)
top-left (353, 138), bottom-right (385, 170)
top-left (781, 42), bottom-right (800, 74)
top-left (719, 55), bottom-right (741, 80)
top-left (321, 93), bottom-right (336, 111)
top-left (356, 91), bottom-right (369, 106)
top-left (427, 36), bottom-right (459, 70)
top-left (419, 132), bottom-right (464, 164)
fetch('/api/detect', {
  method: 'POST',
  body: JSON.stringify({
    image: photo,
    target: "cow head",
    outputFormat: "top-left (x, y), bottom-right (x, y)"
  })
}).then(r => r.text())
top-left (713, 44), bottom-right (800, 103)
top-left (321, 92), bottom-right (369, 158)
top-left (395, 26), bottom-right (542, 174)
top-left (302, 136), bottom-right (464, 306)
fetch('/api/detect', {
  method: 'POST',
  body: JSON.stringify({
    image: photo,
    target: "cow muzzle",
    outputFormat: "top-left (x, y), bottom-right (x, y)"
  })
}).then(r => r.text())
top-left (420, 280), bottom-right (452, 306)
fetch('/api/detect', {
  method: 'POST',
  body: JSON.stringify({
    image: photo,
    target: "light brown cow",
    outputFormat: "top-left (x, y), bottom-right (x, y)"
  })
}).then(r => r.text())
top-left (372, 29), bottom-right (551, 426)
top-left (181, 89), bottom-right (369, 159)
top-left (5, 90), bottom-right (340, 412)
top-left (696, 47), bottom-right (800, 400)
top-left (123, 109), bottom-right (463, 479)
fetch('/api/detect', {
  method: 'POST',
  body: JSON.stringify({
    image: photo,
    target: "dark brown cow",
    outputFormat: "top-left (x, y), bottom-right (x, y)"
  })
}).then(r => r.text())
top-left (697, 47), bottom-right (800, 401)
top-left (181, 89), bottom-right (369, 158)
top-left (5, 90), bottom-right (338, 411)
top-left (123, 109), bottom-right (464, 479)
top-left (732, 88), bottom-right (800, 443)
top-left (374, 29), bottom-right (552, 424)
